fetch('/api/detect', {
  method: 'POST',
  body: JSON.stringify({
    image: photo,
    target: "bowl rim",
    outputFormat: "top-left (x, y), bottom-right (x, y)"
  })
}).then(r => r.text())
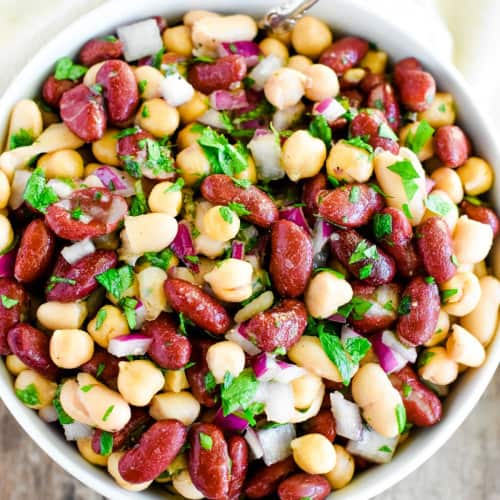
top-left (0, 1), bottom-right (499, 499)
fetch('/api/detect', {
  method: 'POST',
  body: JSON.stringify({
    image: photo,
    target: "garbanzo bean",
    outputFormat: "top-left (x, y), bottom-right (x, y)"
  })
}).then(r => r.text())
top-left (291, 373), bottom-right (323, 410)
top-left (172, 470), bottom-right (204, 500)
top-left (418, 92), bottom-right (455, 128)
top-left (204, 258), bottom-right (253, 302)
top-left (0, 169), bottom-right (10, 209)
top-left (324, 445), bottom-right (355, 490)
top-left (264, 68), bottom-right (307, 110)
top-left (117, 360), bottom-right (164, 406)
top-left (77, 437), bottom-right (109, 466)
top-left (177, 124), bottom-right (203, 150)
top-left (441, 271), bottom-right (481, 317)
top-left (108, 451), bottom-right (152, 491)
top-left (14, 370), bottom-right (57, 409)
top-left (453, 215), bottom-right (494, 265)
top-left (49, 329), bottom-right (94, 369)
top-left (418, 347), bottom-right (458, 386)
top-left (421, 189), bottom-right (458, 232)
top-left (259, 37), bottom-right (289, 60)
top-left (38, 149), bottom-right (84, 179)
top-left (446, 324), bottom-right (486, 367)
top-left (304, 64), bottom-right (339, 102)
top-left (183, 10), bottom-right (219, 28)
top-left (91, 129), bottom-right (121, 166)
top-left (88, 305), bottom-right (129, 348)
top-left (399, 121), bottom-right (434, 161)
top-left (136, 98), bottom-right (180, 137)
top-left (83, 61), bottom-right (105, 87)
top-left (162, 25), bottom-right (193, 57)
top-left (0, 214), bottom-right (14, 253)
top-left (206, 340), bottom-right (246, 383)
top-left (291, 433), bottom-right (336, 474)
top-left (291, 16), bottom-right (333, 59)
top-left (327, 140), bottom-right (374, 184)
top-left (149, 391), bottom-right (201, 424)
top-left (424, 310), bottom-right (450, 347)
top-left (360, 50), bottom-right (388, 74)
top-left (37, 301), bottom-right (87, 330)
top-left (233, 154), bottom-right (257, 184)
top-left (430, 167), bottom-right (464, 204)
top-left (176, 143), bottom-right (211, 186)
top-left (164, 369), bottom-right (190, 393)
top-left (288, 55), bottom-right (314, 74)
top-left (137, 266), bottom-right (168, 321)
top-left (234, 290), bottom-right (274, 323)
top-left (178, 91), bottom-right (209, 124)
top-left (457, 157), bottom-right (494, 196)
top-left (148, 180), bottom-right (183, 216)
top-left (6, 354), bottom-right (28, 376)
top-left (202, 205), bottom-right (240, 242)
top-left (134, 66), bottom-right (165, 100)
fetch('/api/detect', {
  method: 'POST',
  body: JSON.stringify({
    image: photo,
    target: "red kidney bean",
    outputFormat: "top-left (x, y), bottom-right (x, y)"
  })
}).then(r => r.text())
top-left (416, 216), bottom-right (456, 284)
top-left (245, 457), bottom-right (296, 499)
top-left (393, 57), bottom-right (423, 86)
top-left (164, 279), bottom-right (231, 335)
top-left (349, 109), bottom-right (387, 138)
top-left (367, 82), bottom-right (401, 130)
top-left (270, 220), bottom-right (313, 298)
top-left (78, 38), bottom-right (124, 67)
top-left (330, 229), bottom-right (396, 285)
top-left (317, 184), bottom-right (384, 228)
top-left (397, 70), bottom-right (436, 112)
top-left (142, 313), bottom-right (191, 370)
top-left (227, 435), bottom-right (249, 500)
top-left (301, 409), bottom-right (336, 441)
top-left (461, 200), bottom-right (500, 237)
top-left (201, 174), bottom-right (279, 229)
top-left (434, 125), bottom-right (470, 167)
top-left (96, 60), bottom-right (139, 125)
top-left (80, 347), bottom-right (120, 387)
top-left (0, 279), bottom-right (29, 355)
top-left (341, 89), bottom-right (363, 109)
top-left (360, 72), bottom-right (385, 93)
top-left (369, 136), bottom-right (400, 154)
top-left (7, 323), bottom-right (58, 380)
top-left (60, 84), bottom-right (107, 142)
top-left (245, 299), bottom-right (307, 352)
top-left (119, 420), bottom-right (187, 483)
top-left (278, 473), bottom-right (331, 500)
top-left (45, 188), bottom-right (128, 241)
top-left (319, 37), bottom-right (369, 75)
top-left (46, 250), bottom-right (117, 302)
top-left (302, 173), bottom-right (327, 224)
top-left (390, 366), bottom-right (442, 426)
top-left (14, 220), bottom-right (55, 283)
top-left (397, 276), bottom-right (440, 346)
top-left (188, 55), bottom-right (247, 94)
top-left (42, 75), bottom-right (78, 108)
top-left (186, 338), bottom-right (217, 407)
top-left (189, 423), bottom-right (230, 499)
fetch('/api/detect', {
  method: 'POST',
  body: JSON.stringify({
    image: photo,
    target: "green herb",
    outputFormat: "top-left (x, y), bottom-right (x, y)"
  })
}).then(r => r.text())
top-left (91, 83), bottom-right (103, 94)
top-left (129, 180), bottom-right (148, 216)
top-left (204, 372), bottom-right (217, 393)
top-left (70, 206), bottom-right (82, 220)
top-left (185, 255), bottom-right (200, 264)
top-left (378, 445), bottom-right (393, 453)
top-left (46, 276), bottom-right (77, 292)
top-left (231, 178), bottom-right (251, 189)
top-left (314, 267), bottom-right (345, 279)
top-left (23, 168), bottom-right (58, 213)
top-left (120, 297), bottom-right (138, 330)
top-left (80, 385), bottom-right (94, 393)
top-left (405, 120), bottom-right (434, 154)
top-left (438, 103), bottom-right (447, 113)
top-left (349, 240), bottom-right (379, 264)
top-left (0, 295), bottom-right (18, 309)
top-left (192, 55), bottom-right (216, 63)
top-left (115, 127), bottom-right (139, 139)
top-left (308, 115), bottom-right (332, 146)
top-left (152, 48), bottom-right (166, 69)
top-left (242, 76), bottom-right (255, 89)
top-left (121, 156), bottom-right (141, 178)
top-left (96, 265), bottom-right (134, 300)
top-left (272, 346), bottom-right (286, 356)
top-left (221, 369), bottom-right (259, 416)
top-left (374, 98), bottom-right (385, 110)
top-left (338, 296), bottom-right (373, 320)
top-left (219, 206), bottom-right (234, 224)
top-left (199, 432), bottom-right (213, 451)
top-left (359, 263), bottom-right (373, 280)
top-left (451, 254), bottom-right (459, 267)
top-left (402, 203), bottom-right (412, 219)
top-left (369, 183), bottom-right (389, 198)
top-left (138, 79), bottom-right (148, 94)
top-left (328, 175), bottom-right (340, 188)
top-left (398, 295), bottom-right (411, 315)
top-left (441, 288), bottom-right (458, 303)
top-left (15, 383), bottom-right (40, 406)
top-left (141, 105), bottom-right (150, 118)
top-left (53, 385), bottom-right (74, 424)
top-left (373, 213), bottom-right (393, 240)
top-left (9, 128), bottom-right (34, 150)
top-left (349, 185), bottom-right (361, 203)
top-left (425, 193), bottom-right (453, 217)
top-left (425, 276), bottom-right (436, 284)
top-left (233, 99), bottom-right (274, 125)
top-left (54, 56), bottom-right (88, 81)
top-left (239, 402), bottom-right (265, 426)
top-left (378, 122), bottom-right (398, 141)
top-left (142, 249), bottom-right (175, 270)
top-left (164, 178), bottom-right (184, 193)
top-left (138, 137), bottom-right (175, 176)
top-left (343, 136), bottom-right (374, 154)
top-left (464, 195), bottom-right (482, 206)
top-left (96, 363), bottom-right (106, 378)
top-left (387, 160), bottom-right (420, 202)
top-left (228, 202), bottom-right (250, 216)
top-left (418, 350), bottom-right (436, 368)
top-left (344, 336), bottom-right (372, 365)
top-left (383, 300), bottom-right (395, 312)
top-left (395, 404), bottom-right (407, 434)
top-left (402, 383), bottom-right (413, 397)
top-left (104, 35), bottom-right (118, 42)
top-left (300, 497), bottom-right (313, 500)
top-left (99, 431), bottom-right (113, 456)
top-left (102, 405), bottom-right (115, 422)
top-left (183, 361), bottom-right (196, 370)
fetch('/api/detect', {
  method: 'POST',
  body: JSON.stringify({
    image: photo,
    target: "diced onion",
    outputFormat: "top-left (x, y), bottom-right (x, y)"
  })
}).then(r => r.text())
top-left (61, 239), bottom-right (95, 265)
top-left (225, 325), bottom-right (261, 356)
top-left (213, 408), bottom-right (248, 432)
top-left (107, 334), bottom-right (153, 358)
top-left (249, 55), bottom-right (284, 91)
top-left (382, 330), bottom-right (418, 363)
top-left (347, 426), bottom-right (399, 464)
top-left (257, 423), bottom-right (296, 466)
top-left (231, 240), bottom-right (245, 259)
top-left (248, 131), bottom-right (284, 181)
top-left (273, 361), bottom-right (307, 384)
top-left (371, 332), bottom-right (408, 374)
top-left (312, 219), bottom-right (335, 267)
top-left (170, 221), bottom-right (199, 271)
top-left (47, 179), bottom-right (74, 199)
top-left (63, 422), bottom-right (93, 441)
top-left (197, 109), bottom-right (228, 129)
top-left (244, 427), bottom-right (264, 460)
top-left (161, 73), bottom-right (195, 107)
top-left (94, 166), bottom-right (135, 197)
top-left (272, 102), bottom-right (305, 131)
top-left (256, 381), bottom-right (295, 424)
top-left (340, 325), bottom-right (362, 343)
top-left (218, 41), bottom-right (260, 67)
top-left (117, 19), bottom-right (163, 62)
top-left (330, 391), bottom-right (363, 441)
top-left (312, 98), bottom-right (347, 123)
top-left (210, 90), bottom-right (249, 111)
top-left (134, 299), bottom-right (147, 330)
top-left (39, 405), bottom-right (58, 423)
top-left (279, 206), bottom-right (311, 235)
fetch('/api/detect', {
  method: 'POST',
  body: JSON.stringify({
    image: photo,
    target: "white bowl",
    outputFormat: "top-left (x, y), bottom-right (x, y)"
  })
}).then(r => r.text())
top-left (0, 0), bottom-right (499, 498)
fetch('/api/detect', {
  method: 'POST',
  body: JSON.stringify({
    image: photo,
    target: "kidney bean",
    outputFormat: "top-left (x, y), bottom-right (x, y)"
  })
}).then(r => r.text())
top-left (360, 72), bottom-right (385, 93)
top-left (302, 173), bottom-right (327, 224)
top-left (81, 347), bottom-right (120, 386)
top-left (142, 313), bottom-right (191, 370)
top-left (390, 366), bottom-right (442, 426)
top-left (96, 60), bottom-right (139, 125)
top-left (7, 323), bottom-right (58, 379)
top-left (46, 250), bottom-right (117, 302)
top-left (434, 125), bottom-right (470, 167)
top-left (461, 200), bottom-right (500, 237)
top-left (245, 299), bottom-right (307, 352)
top-left (393, 57), bottom-right (423, 86)
top-left (186, 338), bottom-right (217, 407)
top-left (269, 220), bottom-right (313, 298)
top-left (416, 216), bottom-right (456, 284)
top-left (330, 229), bottom-right (396, 285)
top-left (317, 184), bottom-right (384, 228)
top-left (188, 55), bottom-right (247, 94)
top-left (278, 473), bottom-right (331, 500)
top-left (367, 82), bottom-right (401, 130)
top-left (78, 38), bottom-right (124, 67)
top-left (302, 409), bottom-right (336, 441)
top-left (369, 136), bottom-right (400, 154)
top-left (397, 70), bottom-right (436, 112)
top-left (319, 37), bottom-right (369, 75)
top-left (42, 75), bottom-right (78, 108)
top-left (397, 276), bottom-right (440, 346)
top-left (0, 279), bottom-right (29, 355)
top-left (188, 423), bottom-right (230, 499)
top-left (14, 220), bottom-right (55, 283)
top-left (350, 109), bottom-right (387, 138)
top-left (119, 420), bottom-right (187, 483)
top-left (341, 89), bottom-right (363, 109)
top-left (227, 435), bottom-right (249, 500)
top-left (201, 174), bottom-right (279, 229)
top-left (245, 457), bottom-right (296, 499)
top-left (59, 84), bottom-right (107, 142)
top-left (45, 188), bottom-right (128, 241)
top-left (164, 279), bottom-right (230, 335)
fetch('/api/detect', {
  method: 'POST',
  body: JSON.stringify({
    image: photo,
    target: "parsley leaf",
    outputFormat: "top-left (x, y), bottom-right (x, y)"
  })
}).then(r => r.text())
top-left (233, 99), bottom-right (274, 125)
top-left (308, 115), bottom-right (332, 146)
top-left (120, 297), bottom-right (138, 330)
top-left (221, 369), bottom-right (259, 416)
top-left (378, 445), bottom-right (393, 453)
top-left (165, 178), bottom-right (185, 193)
top-left (115, 127), bottom-right (139, 139)
top-left (102, 405), bottom-right (115, 422)
top-left (359, 263), bottom-right (373, 279)
top-left (349, 185), bottom-right (360, 203)
top-left (15, 383), bottom-right (40, 406)
top-left (328, 175), bottom-right (341, 188)
top-left (425, 193), bottom-right (453, 217)
top-left (9, 128), bottom-right (34, 150)
top-left (425, 276), bottom-right (436, 284)
top-left (46, 276), bottom-right (76, 292)
top-left (54, 57), bottom-right (88, 81)
top-left (96, 265), bottom-right (134, 300)
top-left (53, 384), bottom-right (74, 424)
top-left (129, 180), bottom-right (148, 216)
top-left (349, 240), bottom-right (379, 264)
top-left (387, 160), bottom-right (420, 202)
top-left (344, 336), bottom-right (371, 365)
top-left (398, 295), bottom-right (411, 315)
top-left (402, 383), bottom-right (413, 397)
top-left (219, 206), bottom-right (234, 224)
top-left (239, 401), bottom-right (265, 426)
top-left (441, 288), bottom-right (458, 303)
top-left (418, 350), bottom-right (436, 368)
top-left (70, 206), bottom-right (82, 220)
top-left (373, 213), bottom-right (393, 240)
top-left (337, 296), bottom-right (373, 320)
top-left (0, 295), bottom-right (18, 309)
top-left (138, 79), bottom-right (148, 94)
top-left (314, 268), bottom-right (345, 279)
top-left (395, 403), bottom-right (407, 434)
top-left (199, 432), bottom-right (213, 450)
top-left (204, 372), bottom-right (217, 393)
top-left (228, 202), bottom-right (250, 216)
top-left (23, 168), bottom-right (59, 213)
top-left (96, 363), bottom-right (106, 378)
top-left (343, 136), bottom-right (374, 154)
top-left (142, 249), bottom-right (175, 270)
top-left (231, 178), bottom-right (251, 189)
top-left (138, 137), bottom-right (175, 176)
top-left (405, 120), bottom-right (435, 154)
top-left (99, 431), bottom-right (113, 456)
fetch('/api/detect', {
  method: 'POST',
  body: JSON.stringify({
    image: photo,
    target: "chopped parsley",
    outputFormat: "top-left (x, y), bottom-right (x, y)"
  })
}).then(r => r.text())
top-left (402, 383), bottom-right (413, 397)
top-left (308, 115), bottom-right (332, 146)
top-left (402, 203), bottom-right (412, 219)
top-left (314, 267), bottom-right (345, 279)
top-left (9, 128), bottom-right (34, 150)
top-left (328, 175), bottom-right (341, 188)
top-left (23, 168), bottom-right (59, 213)
top-left (102, 405), bottom-right (115, 422)
top-left (373, 213), bottom-right (393, 240)
top-left (383, 300), bottom-right (395, 312)
top-left (228, 202), bottom-right (250, 216)
top-left (138, 79), bottom-right (148, 95)
top-left (115, 127), bottom-right (139, 139)
top-left (398, 295), bottom-right (411, 315)
top-left (129, 180), bottom-right (148, 216)
top-left (219, 206), bottom-right (234, 224)
top-left (15, 383), bottom-right (40, 406)
top-left (96, 363), bottom-right (106, 378)
top-left (142, 249), bottom-right (175, 270)
top-left (99, 431), bottom-right (113, 456)
top-left (425, 193), bottom-right (453, 217)
top-left (343, 136), bottom-right (374, 154)
top-left (405, 120), bottom-right (434, 154)
top-left (464, 195), bottom-right (482, 206)
top-left (387, 160), bottom-right (420, 202)
top-left (46, 276), bottom-right (76, 292)
top-left (418, 350), bottom-right (436, 368)
top-left (54, 56), bottom-right (88, 81)
top-left (0, 295), bottom-right (18, 309)
top-left (338, 296), bottom-right (373, 320)
top-left (349, 240), bottom-right (379, 264)
top-left (395, 403), bottom-right (407, 434)
top-left (231, 178), bottom-right (251, 189)
top-left (349, 185), bottom-right (361, 203)
top-left (138, 137), bottom-right (175, 176)
top-left (359, 263), bottom-right (373, 280)
top-left (53, 384), bottom-right (74, 424)
top-left (378, 445), bottom-right (393, 453)
top-left (120, 297), bottom-right (138, 330)
top-left (221, 369), bottom-right (259, 416)
top-left (152, 48), bottom-right (166, 69)
top-left (424, 276), bottom-right (436, 284)
top-left (199, 432), bottom-right (213, 451)
top-left (96, 265), bottom-right (134, 300)
top-left (441, 288), bottom-right (458, 303)
top-left (233, 99), bottom-right (274, 125)
top-left (80, 385), bottom-right (94, 393)
top-left (239, 401), bottom-right (266, 426)
top-left (141, 105), bottom-right (150, 118)
top-left (165, 178), bottom-right (185, 193)
top-left (451, 254), bottom-right (459, 267)
top-left (204, 372), bottom-right (217, 393)
top-left (70, 206), bottom-right (82, 220)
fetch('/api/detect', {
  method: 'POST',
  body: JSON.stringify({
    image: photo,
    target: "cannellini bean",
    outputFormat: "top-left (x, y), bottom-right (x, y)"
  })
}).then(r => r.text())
top-left (183, 10), bottom-right (220, 28)
top-left (59, 379), bottom-right (95, 426)
top-left (172, 469), bottom-right (204, 500)
top-left (291, 16), bottom-right (333, 59)
top-left (87, 305), bottom-right (129, 348)
top-left (418, 92), bottom-right (455, 128)
top-left (424, 310), bottom-right (450, 347)
top-left (291, 373), bottom-right (323, 409)
top-left (324, 445), bottom-right (355, 490)
top-left (108, 451), bottom-right (152, 491)
top-left (124, 213), bottom-right (178, 254)
top-left (163, 25), bottom-right (193, 57)
top-left (83, 61), bottom-right (105, 87)
top-left (0, 214), bottom-right (14, 252)
top-left (399, 121), bottom-right (434, 161)
top-left (176, 143), bottom-right (211, 186)
top-left (304, 64), bottom-right (339, 102)
top-left (418, 347), bottom-right (458, 386)
top-left (7, 99), bottom-right (43, 150)
top-left (148, 180), bottom-right (183, 216)
top-left (360, 50), bottom-right (388, 74)
top-left (204, 258), bottom-right (253, 302)
top-left (305, 271), bottom-right (353, 319)
top-left (133, 65), bottom-right (165, 100)
top-left (137, 266), bottom-right (169, 320)
top-left (457, 157), bottom-right (494, 196)
top-left (206, 341), bottom-right (246, 383)
top-left (473, 261), bottom-right (488, 279)
top-left (149, 391), bottom-right (201, 425)
top-left (461, 275), bottom-right (500, 345)
top-left (164, 369), bottom-right (190, 393)
top-left (5, 354), bottom-right (28, 376)
top-left (422, 189), bottom-right (458, 232)
top-left (234, 290), bottom-right (274, 323)
top-left (289, 382), bottom-right (325, 424)
top-left (77, 437), bottom-right (109, 466)
top-left (0, 170), bottom-right (11, 210)
top-left (288, 55), bottom-right (314, 73)
top-left (264, 68), bottom-right (307, 110)
top-left (50, 329), bottom-right (94, 369)
top-left (117, 360), bottom-right (164, 407)
top-left (14, 370), bottom-right (57, 410)
top-left (441, 271), bottom-right (481, 317)
top-left (352, 363), bottom-right (403, 438)
top-left (430, 167), bottom-right (463, 204)
top-left (291, 433), bottom-right (336, 474)
top-left (453, 215), bottom-right (493, 265)
top-left (37, 301), bottom-right (88, 330)
top-left (327, 141), bottom-right (374, 184)
top-left (446, 324), bottom-right (486, 367)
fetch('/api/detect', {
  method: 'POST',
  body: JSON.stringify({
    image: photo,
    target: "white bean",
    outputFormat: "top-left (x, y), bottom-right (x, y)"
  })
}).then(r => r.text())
top-left (37, 301), bottom-right (87, 330)
top-left (264, 68), bottom-right (307, 110)
top-left (206, 341), bottom-right (246, 383)
top-left (117, 360), bottom-right (164, 407)
top-left (149, 392), bottom-right (201, 425)
top-left (124, 213), bottom-right (178, 254)
top-left (453, 215), bottom-right (493, 265)
top-left (204, 258), bottom-right (253, 302)
top-left (446, 324), bottom-right (486, 367)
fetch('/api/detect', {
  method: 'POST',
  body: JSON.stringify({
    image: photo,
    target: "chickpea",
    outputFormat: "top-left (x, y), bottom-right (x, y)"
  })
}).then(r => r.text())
top-left (37, 301), bottom-right (87, 330)
top-left (421, 189), bottom-right (458, 233)
top-left (164, 369), bottom-right (190, 392)
top-left (137, 266), bottom-right (168, 321)
top-left (148, 180), bottom-right (183, 216)
top-left (117, 360), bottom-right (164, 406)
top-left (425, 310), bottom-right (450, 347)
top-left (59, 379), bottom-right (95, 426)
top-left (305, 271), bottom-right (353, 319)
top-left (0, 169), bottom-right (9, 209)
top-left (327, 140), bottom-right (374, 184)
top-left (399, 122), bottom-right (434, 161)
top-left (441, 271), bottom-right (481, 317)
top-left (38, 149), bottom-right (84, 179)
top-left (134, 66), bottom-right (165, 100)
top-left (288, 336), bottom-right (343, 382)
top-left (418, 92), bottom-right (455, 128)
top-left (342, 68), bottom-right (366, 86)
top-left (291, 373), bottom-right (323, 410)
top-left (7, 99), bottom-right (43, 150)
top-left (77, 437), bottom-right (108, 466)
top-left (360, 50), bottom-right (388, 74)
top-left (461, 275), bottom-right (500, 345)
top-left (194, 234), bottom-right (228, 259)
top-left (234, 290), bottom-right (274, 323)
top-left (135, 98), bottom-right (180, 138)
top-left (446, 324), bottom-right (486, 367)
top-left (419, 347), bottom-right (459, 385)
top-left (178, 91), bottom-right (209, 124)
top-left (259, 38), bottom-right (289, 60)
top-left (204, 258), bottom-right (253, 302)
top-left (264, 68), bottom-right (307, 110)
top-left (183, 10), bottom-right (219, 28)
top-left (50, 329), bottom-right (94, 369)
top-left (177, 124), bottom-right (202, 150)
top-left (453, 215), bottom-right (493, 265)
top-left (150, 391), bottom-right (201, 424)
top-left (173, 470), bottom-right (204, 499)
top-left (88, 305), bottom-right (129, 348)
top-left (124, 213), bottom-right (178, 254)
top-left (89, 130), bottom-right (119, 167)
top-left (291, 434), bottom-right (336, 474)
top-left (234, 154), bottom-right (257, 184)
top-left (108, 452), bottom-right (152, 491)
top-left (457, 157), bottom-right (494, 196)
top-left (325, 445), bottom-right (355, 490)
top-left (176, 143), bottom-right (211, 186)
top-left (304, 64), bottom-right (339, 102)
top-left (206, 340), bottom-right (246, 384)
top-left (430, 167), bottom-right (463, 204)
top-left (14, 370), bottom-right (57, 409)
top-left (6, 354), bottom-right (28, 376)
top-left (162, 25), bottom-right (193, 57)
top-left (83, 61), bottom-right (105, 87)
top-left (291, 16), bottom-right (333, 59)
top-left (288, 55), bottom-right (313, 73)
top-left (202, 205), bottom-right (240, 242)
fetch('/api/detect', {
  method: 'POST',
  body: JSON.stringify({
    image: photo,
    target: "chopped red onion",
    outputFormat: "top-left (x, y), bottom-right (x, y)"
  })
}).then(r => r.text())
top-left (312, 98), bottom-right (347, 123)
top-left (210, 89), bottom-right (249, 110)
top-left (0, 247), bottom-right (16, 278)
top-left (340, 325), bottom-right (363, 343)
top-left (312, 219), bottom-right (335, 267)
top-left (10, 169), bottom-right (32, 209)
top-left (47, 179), bottom-right (74, 199)
top-left (244, 427), bottom-right (264, 460)
top-left (257, 381), bottom-right (295, 424)
top-left (117, 18), bottom-right (163, 62)
top-left (225, 325), bottom-right (261, 356)
top-left (249, 54), bottom-right (284, 90)
top-left (257, 423), bottom-right (296, 466)
top-left (231, 240), bottom-right (245, 260)
top-left (252, 352), bottom-right (270, 378)
top-left (170, 221), bottom-right (199, 272)
top-left (161, 73), bottom-right (194, 107)
top-left (382, 330), bottom-right (417, 363)
top-left (371, 332), bottom-right (408, 374)
top-left (218, 41), bottom-right (260, 67)
top-left (272, 102), bottom-right (305, 131)
top-left (134, 299), bottom-right (147, 330)
top-left (63, 422), bottom-right (93, 441)
top-left (214, 407), bottom-right (249, 432)
top-left (107, 334), bottom-right (153, 358)
top-left (273, 362), bottom-right (307, 384)
top-left (327, 314), bottom-right (348, 324)
top-left (39, 404), bottom-right (58, 423)
top-left (248, 131), bottom-right (284, 181)
top-left (94, 166), bottom-right (135, 197)
top-left (279, 206), bottom-right (312, 235)
top-left (347, 426), bottom-right (398, 464)
top-left (197, 109), bottom-right (228, 129)
top-left (61, 239), bottom-right (95, 265)
top-left (330, 391), bottom-right (363, 441)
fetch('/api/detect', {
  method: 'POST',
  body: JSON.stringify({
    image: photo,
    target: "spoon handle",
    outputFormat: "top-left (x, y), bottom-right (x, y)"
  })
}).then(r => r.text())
top-left (259, 0), bottom-right (320, 33)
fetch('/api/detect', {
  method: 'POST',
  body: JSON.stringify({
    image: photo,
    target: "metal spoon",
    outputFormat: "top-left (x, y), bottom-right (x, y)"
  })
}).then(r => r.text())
top-left (259, 0), bottom-right (320, 34)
